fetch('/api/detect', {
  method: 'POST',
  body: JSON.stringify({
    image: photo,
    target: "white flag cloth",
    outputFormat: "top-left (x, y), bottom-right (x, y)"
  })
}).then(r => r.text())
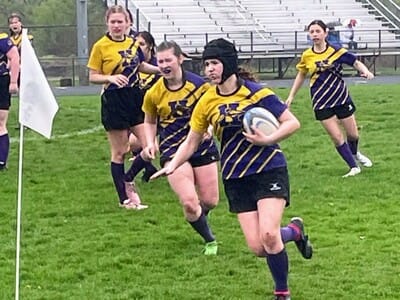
top-left (19, 28), bottom-right (59, 139)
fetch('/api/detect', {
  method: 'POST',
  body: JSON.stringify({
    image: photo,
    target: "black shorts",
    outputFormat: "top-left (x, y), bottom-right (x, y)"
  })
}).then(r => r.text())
top-left (101, 87), bottom-right (144, 131)
top-left (160, 151), bottom-right (220, 168)
top-left (223, 167), bottom-right (290, 213)
top-left (0, 75), bottom-right (11, 110)
top-left (314, 102), bottom-right (356, 121)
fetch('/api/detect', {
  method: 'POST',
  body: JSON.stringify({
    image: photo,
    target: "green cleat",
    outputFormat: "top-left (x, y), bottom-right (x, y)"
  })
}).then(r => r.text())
top-left (203, 241), bottom-right (218, 255)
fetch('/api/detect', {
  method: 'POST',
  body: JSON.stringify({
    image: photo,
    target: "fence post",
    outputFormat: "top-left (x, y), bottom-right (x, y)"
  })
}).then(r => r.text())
top-left (136, 9), bottom-right (139, 32)
top-left (76, 0), bottom-right (89, 85)
top-left (72, 57), bottom-right (76, 87)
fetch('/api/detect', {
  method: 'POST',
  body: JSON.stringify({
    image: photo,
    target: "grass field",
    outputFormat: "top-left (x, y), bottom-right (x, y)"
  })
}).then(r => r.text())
top-left (1, 84), bottom-right (399, 300)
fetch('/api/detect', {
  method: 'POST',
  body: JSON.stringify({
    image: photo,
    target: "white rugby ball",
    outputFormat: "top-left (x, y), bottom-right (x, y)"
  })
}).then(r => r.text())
top-left (243, 107), bottom-right (279, 135)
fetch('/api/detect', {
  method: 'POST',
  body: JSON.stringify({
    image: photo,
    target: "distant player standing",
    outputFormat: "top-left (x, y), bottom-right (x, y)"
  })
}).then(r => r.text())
top-left (286, 19), bottom-right (373, 177)
top-left (8, 13), bottom-right (34, 56)
top-left (151, 38), bottom-right (313, 299)
top-left (142, 41), bottom-right (220, 255)
top-left (87, 5), bottom-right (159, 209)
top-left (8, 13), bottom-right (34, 130)
top-left (0, 33), bottom-right (19, 171)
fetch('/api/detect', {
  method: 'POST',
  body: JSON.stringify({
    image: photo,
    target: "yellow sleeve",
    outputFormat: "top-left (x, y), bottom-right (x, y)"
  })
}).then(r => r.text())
top-left (296, 52), bottom-right (308, 74)
top-left (142, 88), bottom-right (158, 117)
top-left (190, 98), bottom-right (208, 134)
top-left (87, 42), bottom-right (103, 72)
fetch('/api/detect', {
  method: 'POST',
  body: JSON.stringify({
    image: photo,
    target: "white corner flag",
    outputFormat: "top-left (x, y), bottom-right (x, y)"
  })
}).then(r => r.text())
top-left (19, 28), bottom-right (59, 139)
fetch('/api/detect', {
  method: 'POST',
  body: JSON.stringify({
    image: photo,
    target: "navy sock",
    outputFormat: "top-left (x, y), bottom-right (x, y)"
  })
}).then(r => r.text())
top-left (347, 139), bottom-right (359, 155)
top-left (266, 249), bottom-right (289, 294)
top-left (144, 161), bottom-right (157, 174)
top-left (189, 211), bottom-right (215, 243)
top-left (280, 226), bottom-right (298, 244)
top-left (141, 161), bottom-right (158, 182)
top-left (0, 133), bottom-right (10, 167)
top-left (125, 154), bottom-right (146, 182)
top-left (111, 162), bottom-right (127, 203)
top-left (336, 142), bottom-right (357, 168)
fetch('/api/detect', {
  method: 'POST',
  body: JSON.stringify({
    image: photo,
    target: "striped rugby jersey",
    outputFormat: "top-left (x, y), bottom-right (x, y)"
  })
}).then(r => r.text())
top-left (296, 44), bottom-right (357, 111)
top-left (143, 70), bottom-right (218, 161)
top-left (87, 33), bottom-right (145, 91)
top-left (190, 79), bottom-right (287, 180)
top-left (0, 33), bottom-right (15, 76)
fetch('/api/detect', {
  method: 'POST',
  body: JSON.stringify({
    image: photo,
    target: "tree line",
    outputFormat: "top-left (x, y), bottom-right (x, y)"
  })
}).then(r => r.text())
top-left (0, 0), bottom-right (108, 57)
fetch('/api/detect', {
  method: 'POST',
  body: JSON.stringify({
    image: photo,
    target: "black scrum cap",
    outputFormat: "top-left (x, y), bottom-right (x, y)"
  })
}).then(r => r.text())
top-left (202, 38), bottom-right (238, 83)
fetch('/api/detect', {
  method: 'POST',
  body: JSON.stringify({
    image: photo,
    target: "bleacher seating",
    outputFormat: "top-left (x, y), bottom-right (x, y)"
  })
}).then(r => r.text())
top-left (107, 0), bottom-right (400, 55)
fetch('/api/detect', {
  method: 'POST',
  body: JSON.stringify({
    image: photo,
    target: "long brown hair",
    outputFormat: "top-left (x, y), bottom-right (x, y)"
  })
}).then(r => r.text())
top-left (137, 31), bottom-right (156, 56)
top-left (238, 65), bottom-right (258, 82)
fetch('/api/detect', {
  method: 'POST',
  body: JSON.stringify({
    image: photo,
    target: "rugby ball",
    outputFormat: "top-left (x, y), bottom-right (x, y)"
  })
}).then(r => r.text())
top-left (243, 107), bottom-right (279, 135)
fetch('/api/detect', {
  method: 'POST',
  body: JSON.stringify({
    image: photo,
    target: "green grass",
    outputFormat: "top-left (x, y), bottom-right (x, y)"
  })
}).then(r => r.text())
top-left (1, 84), bottom-right (399, 299)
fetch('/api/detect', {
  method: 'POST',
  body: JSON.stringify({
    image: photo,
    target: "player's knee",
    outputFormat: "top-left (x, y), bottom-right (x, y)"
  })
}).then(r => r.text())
top-left (181, 198), bottom-right (199, 215)
top-left (331, 136), bottom-right (345, 146)
top-left (247, 242), bottom-right (266, 257)
top-left (111, 150), bottom-right (126, 163)
top-left (201, 196), bottom-right (219, 210)
top-left (260, 230), bottom-right (280, 250)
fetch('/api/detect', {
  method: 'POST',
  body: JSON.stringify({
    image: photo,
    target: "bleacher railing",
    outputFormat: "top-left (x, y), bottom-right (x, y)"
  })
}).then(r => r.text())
top-left (360, 0), bottom-right (400, 29)
top-left (164, 28), bottom-right (400, 56)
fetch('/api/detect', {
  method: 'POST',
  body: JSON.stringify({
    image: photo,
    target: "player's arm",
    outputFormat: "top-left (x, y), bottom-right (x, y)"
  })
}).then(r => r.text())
top-left (150, 129), bottom-right (203, 179)
top-left (353, 60), bottom-right (374, 80)
top-left (7, 46), bottom-right (19, 94)
top-left (269, 108), bottom-right (301, 143)
top-left (139, 61), bottom-right (159, 74)
top-left (202, 125), bottom-right (214, 141)
top-left (143, 113), bottom-right (158, 160)
top-left (89, 69), bottom-right (128, 88)
top-left (244, 107), bottom-right (300, 146)
top-left (286, 71), bottom-right (306, 107)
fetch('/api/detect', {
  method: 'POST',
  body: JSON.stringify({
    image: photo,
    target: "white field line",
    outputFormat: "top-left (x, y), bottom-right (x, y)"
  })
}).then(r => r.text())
top-left (10, 125), bottom-right (103, 144)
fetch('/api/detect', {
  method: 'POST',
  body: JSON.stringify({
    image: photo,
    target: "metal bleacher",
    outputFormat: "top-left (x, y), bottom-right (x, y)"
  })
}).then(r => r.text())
top-left (123, 0), bottom-right (284, 54)
top-left (107, 0), bottom-right (400, 60)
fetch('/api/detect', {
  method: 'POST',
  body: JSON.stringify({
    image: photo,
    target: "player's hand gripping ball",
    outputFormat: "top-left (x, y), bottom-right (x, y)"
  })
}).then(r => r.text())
top-left (243, 107), bottom-right (279, 135)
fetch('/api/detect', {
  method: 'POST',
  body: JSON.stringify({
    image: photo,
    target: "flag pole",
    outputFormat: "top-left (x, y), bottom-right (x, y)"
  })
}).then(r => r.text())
top-left (15, 124), bottom-right (25, 300)
top-left (15, 28), bottom-right (59, 299)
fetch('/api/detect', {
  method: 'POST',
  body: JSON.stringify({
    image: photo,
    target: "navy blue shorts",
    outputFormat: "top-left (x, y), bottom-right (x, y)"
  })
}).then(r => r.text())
top-left (0, 75), bottom-right (11, 110)
top-left (101, 87), bottom-right (144, 131)
top-left (314, 102), bottom-right (356, 121)
top-left (223, 167), bottom-right (290, 213)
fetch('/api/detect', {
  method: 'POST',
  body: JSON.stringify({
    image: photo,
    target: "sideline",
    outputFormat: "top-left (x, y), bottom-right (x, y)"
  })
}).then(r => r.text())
top-left (51, 75), bottom-right (400, 96)
top-left (10, 125), bottom-right (103, 144)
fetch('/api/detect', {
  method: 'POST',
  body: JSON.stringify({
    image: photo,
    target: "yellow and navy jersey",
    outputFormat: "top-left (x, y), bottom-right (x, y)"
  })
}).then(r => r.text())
top-left (190, 79), bottom-right (287, 180)
top-left (87, 33), bottom-right (145, 91)
top-left (10, 33), bottom-right (33, 53)
top-left (0, 33), bottom-right (15, 76)
top-left (296, 44), bottom-right (357, 111)
top-left (143, 70), bottom-right (218, 160)
top-left (138, 56), bottom-right (160, 90)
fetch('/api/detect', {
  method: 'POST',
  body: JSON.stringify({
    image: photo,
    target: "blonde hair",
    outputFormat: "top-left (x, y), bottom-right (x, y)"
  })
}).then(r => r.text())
top-left (105, 5), bottom-right (129, 22)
